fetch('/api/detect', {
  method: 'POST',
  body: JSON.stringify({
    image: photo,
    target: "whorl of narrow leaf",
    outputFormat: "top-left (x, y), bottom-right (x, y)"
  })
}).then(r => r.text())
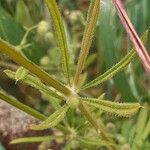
top-left (10, 136), bottom-right (63, 144)
top-left (80, 97), bottom-right (141, 117)
top-left (45, 0), bottom-right (70, 85)
top-left (30, 105), bottom-right (68, 130)
top-left (81, 30), bottom-right (148, 90)
top-left (0, 91), bottom-right (46, 121)
top-left (112, 0), bottom-right (150, 75)
top-left (0, 39), bottom-right (71, 96)
top-left (73, 0), bottom-right (100, 87)
top-left (4, 69), bottom-right (63, 100)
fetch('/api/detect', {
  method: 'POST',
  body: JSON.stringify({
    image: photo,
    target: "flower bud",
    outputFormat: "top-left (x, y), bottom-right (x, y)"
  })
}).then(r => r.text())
top-left (40, 56), bottom-right (50, 65)
top-left (121, 144), bottom-right (131, 150)
top-left (44, 32), bottom-right (54, 42)
top-left (37, 20), bottom-right (48, 35)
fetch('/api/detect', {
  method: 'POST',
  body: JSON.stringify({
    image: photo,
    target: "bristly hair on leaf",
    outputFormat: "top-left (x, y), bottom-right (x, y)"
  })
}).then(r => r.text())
top-left (30, 105), bottom-right (69, 130)
top-left (73, 0), bottom-right (100, 88)
top-left (81, 30), bottom-right (149, 90)
top-left (45, 0), bottom-right (71, 86)
top-left (80, 97), bottom-right (141, 117)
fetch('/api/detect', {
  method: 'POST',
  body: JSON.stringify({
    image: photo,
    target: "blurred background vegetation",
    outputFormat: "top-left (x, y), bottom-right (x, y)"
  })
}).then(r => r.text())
top-left (0, 0), bottom-right (150, 149)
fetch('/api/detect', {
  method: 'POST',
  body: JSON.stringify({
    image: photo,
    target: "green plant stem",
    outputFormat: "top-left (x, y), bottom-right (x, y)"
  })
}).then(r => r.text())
top-left (10, 135), bottom-right (63, 144)
top-left (0, 39), bottom-right (72, 96)
top-left (78, 102), bottom-right (116, 150)
top-left (79, 102), bottom-right (99, 130)
top-left (0, 91), bottom-right (69, 134)
top-left (0, 91), bottom-right (46, 120)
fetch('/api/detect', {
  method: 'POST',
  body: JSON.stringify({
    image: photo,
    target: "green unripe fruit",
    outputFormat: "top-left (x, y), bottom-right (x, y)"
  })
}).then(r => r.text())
top-left (66, 95), bottom-right (79, 109)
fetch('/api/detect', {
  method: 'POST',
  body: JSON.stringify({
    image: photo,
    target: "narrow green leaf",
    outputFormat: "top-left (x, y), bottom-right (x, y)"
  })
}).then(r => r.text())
top-left (135, 103), bottom-right (148, 135)
top-left (81, 30), bottom-right (149, 90)
top-left (82, 50), bottom-right (135, 90)
top-left (4, 69), bottom-right (63, 100)
top-left (0, 39), bottom-right (71, 96)
top-left (77, 137), bottom-right (114, 147)
top-left (78, 102), bottom-right (113, 143)
top-left (0, 91), bottom-right (69, 134)
top-left (142, 118), bottom-right (150, 140)
top-left (15, 0), bottom-right (33, 27)
top-left (73, 0), bottom-right (100, 87)
top-left (30, 105), bottom-right (69, 130)
top-left (132, 103), bottom-right (148, 149)
top-left (80, 97), bottom-right (141, 117)
top-left (45, 0), bottom-right (70, 85)
top-left (0, 91), bottom-right (46, 121)
top-left (10, 136), bottom-right (62, 144)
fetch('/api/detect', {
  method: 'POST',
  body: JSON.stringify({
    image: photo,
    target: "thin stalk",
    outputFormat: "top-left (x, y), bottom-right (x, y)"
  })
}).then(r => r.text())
top-left (79, 102), bottom-right (117, 150)
top-left (0, 39), bottom-right (71, 96)
top-left (0, 91), bottom-right (46, 121)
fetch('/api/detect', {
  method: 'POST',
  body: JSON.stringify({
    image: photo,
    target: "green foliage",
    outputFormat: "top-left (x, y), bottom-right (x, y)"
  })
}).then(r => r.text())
top-left (30, 105), bottom-right (69, 130)
top-left (45, 0), bottom-right (71, 85)
top-left (0, 91), bottom-right (46, 121)
top-left (81, 97), bottom-right (141, 117)
top-left (82, 29), bottom-right (148, 90)
top-left (0, 0), bottom-right (149, 149)
top-left (73, 0), bottom-right (100, 87)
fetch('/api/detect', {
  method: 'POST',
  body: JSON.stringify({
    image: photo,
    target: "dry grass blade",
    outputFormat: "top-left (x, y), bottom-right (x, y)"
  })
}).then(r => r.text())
top-left (81, 29), bottom-right (148, 90)
top-left (112, 0), bottom-right (150, 74)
